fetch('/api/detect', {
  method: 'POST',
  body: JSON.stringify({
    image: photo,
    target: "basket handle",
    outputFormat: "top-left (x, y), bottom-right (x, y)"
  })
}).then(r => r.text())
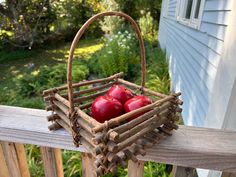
top-left (67, 11), bottom-right (146, 113)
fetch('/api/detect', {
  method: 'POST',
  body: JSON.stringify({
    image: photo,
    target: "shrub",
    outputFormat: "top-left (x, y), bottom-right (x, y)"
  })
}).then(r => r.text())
top-left (145, 45), bottom-right (170, 94)
top-left (138, 11), bottom-right (158, 44)
top-left (99, 0), bottom-right (124, 35)
top-left (16, 63), bottom-right (89, 97)
top-left (88, 31), bottom-right (139, 80)
top-left (72, 61), bottom-right (90, 83)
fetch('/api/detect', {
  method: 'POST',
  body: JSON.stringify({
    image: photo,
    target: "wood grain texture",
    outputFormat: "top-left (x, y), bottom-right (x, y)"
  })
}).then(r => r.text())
top-left (81, 153), bottom-right (96, 177)
top-left (40, 147), bottom-right (64, 177)
top-left (1, 105), bottom-right (236, 172)
top-left (0, 142), bottom-right (10, 177)
top-left (128, 160), bottom-right (144, 177)
top-left (54, 148), bottom-right (64, 177)
top-left (222, 172), bottom-right (236, 177)
top-left (0, 142), bottom-right (30, 177)
top-left (14, 143), bottom-right (30, 177)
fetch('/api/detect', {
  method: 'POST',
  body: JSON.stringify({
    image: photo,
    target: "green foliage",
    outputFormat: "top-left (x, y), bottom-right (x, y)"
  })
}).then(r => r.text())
top-left (25, 145), bottom-right (44, 177)
top-left (99, 0), bottom-right (124, 35)
top-left (144, 162), bottom-right (170, 177)
top-left (16, 63), bottom-right (89, 97)
top-left (116, 0), bottom-right (162, 21)
top-left (16, 64), bottom-right (66, 97)
top-left (145, 45), bottom-right (170, 94)
top-left (54, 0), bottom-right (102, 39)
top-left (0, 0), bottom-right (57, 48)
top-left (88, 31), bottom-right (139, 79)
top-left (63, 151), bottom-right (82, 177)
top-left (72, 61), bottom-right (90, 83)
top-left (139, 12), bottom-right (158, 44)
top-left (0, 50), bottom-right (36, 62)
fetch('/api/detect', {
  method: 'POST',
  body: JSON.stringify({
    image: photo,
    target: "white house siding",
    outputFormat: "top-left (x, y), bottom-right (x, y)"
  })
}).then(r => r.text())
top-left (158, 0), bottom-right (232, 126)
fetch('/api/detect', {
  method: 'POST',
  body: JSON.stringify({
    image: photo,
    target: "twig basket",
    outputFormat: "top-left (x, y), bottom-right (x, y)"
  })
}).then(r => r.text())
top-left (43, 11), bottom-right (182, 176)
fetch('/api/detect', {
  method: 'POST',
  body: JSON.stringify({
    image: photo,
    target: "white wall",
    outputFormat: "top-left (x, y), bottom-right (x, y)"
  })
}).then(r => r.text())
top-left (158, 0), bottom-right (231, 127)
top-left (205, 0), bottom-right (236, 131)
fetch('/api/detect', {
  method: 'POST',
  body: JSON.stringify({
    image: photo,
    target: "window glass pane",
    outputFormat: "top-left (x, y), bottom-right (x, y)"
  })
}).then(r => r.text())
top-left (185, 0), bottom-right (193, 19)
top-left (194, 0), bottom-right (201, 18)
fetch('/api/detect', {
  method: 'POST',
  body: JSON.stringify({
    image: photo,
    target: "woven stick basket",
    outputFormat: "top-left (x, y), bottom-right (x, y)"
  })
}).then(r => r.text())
top-left (43, 11), bottom-right (182, 176)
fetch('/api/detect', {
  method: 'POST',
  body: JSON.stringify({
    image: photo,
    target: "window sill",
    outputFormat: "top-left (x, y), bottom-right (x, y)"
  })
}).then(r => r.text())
top-left (177, 18), bottom-right (201, 30)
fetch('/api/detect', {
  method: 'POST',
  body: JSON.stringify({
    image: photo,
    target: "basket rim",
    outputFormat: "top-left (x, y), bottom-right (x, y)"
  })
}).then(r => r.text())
top-left (43, 75), bottom-right (181, 133)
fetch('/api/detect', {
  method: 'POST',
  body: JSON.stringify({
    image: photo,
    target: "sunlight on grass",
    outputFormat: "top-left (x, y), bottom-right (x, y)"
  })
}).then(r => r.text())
top-left (0, 30), bottom-right (13, 36)
top-left (73, 43), bottom-right (104, 59)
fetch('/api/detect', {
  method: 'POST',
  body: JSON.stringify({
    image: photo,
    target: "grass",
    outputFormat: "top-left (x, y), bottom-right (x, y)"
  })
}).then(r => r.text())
top-left (0, 38), bottom-right (172, 177)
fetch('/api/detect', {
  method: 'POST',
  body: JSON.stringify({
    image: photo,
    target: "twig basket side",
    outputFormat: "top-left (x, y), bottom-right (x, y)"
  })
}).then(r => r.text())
top-left (43, 11), bottom-right (182, 176)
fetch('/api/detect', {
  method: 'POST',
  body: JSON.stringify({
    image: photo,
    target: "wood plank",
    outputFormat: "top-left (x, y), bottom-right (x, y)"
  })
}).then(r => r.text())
top-left (222, 172), bottom-right (236, 177)
top-left (14, 143), bottom-right (30, 177)
top-left (81, 153), bottom-right (96, 177)
top-left (40, 147), bottom-right (64, 177)
top-left (1, 142), bottom-right (21, 177)
top-left (0, 105), bottom-right (236, 172)
top-left (0, 142), bottom-right (30, 177)
top-left (0, 143), bottom-right (10, 177)
top-left (128, 160), bottom-right (144, 177)
top-left (54, 148), bottom-right (64, 177)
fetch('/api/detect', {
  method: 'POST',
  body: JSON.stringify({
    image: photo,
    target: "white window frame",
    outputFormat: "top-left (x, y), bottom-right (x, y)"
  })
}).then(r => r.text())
top-left (176, 0), bottom-right (205, 29)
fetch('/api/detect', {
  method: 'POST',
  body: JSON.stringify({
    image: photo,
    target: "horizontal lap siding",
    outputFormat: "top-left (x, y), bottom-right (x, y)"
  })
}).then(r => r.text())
top-left (158, 0), bottom-right (231, 126)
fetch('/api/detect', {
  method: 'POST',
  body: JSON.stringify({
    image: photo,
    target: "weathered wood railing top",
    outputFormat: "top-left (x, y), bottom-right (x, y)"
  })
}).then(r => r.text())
top-left (0, 105), bottom-right (236, 173)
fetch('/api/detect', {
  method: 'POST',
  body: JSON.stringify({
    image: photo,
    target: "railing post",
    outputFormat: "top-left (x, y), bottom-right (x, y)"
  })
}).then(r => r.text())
top-left (0, 142), bottom-right (10, 177)
top-left (128, 160), bottom-right (144, 177)
top-left (0, 141), bottom-right (30, 177)
top-left (40, 147), bottom-right (64, 177)
top-left (81, 153), bottom-right (96, 177)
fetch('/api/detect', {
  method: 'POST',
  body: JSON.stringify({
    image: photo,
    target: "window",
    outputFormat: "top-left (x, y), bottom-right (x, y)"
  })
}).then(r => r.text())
top-left (177, 0), bottom-right (205, 29)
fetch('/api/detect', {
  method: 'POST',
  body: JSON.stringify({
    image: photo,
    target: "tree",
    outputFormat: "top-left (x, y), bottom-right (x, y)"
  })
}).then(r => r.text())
top-left (0, 0), bottom-right (56, 49)
top-left (116, 0), bottom-right (162, 22)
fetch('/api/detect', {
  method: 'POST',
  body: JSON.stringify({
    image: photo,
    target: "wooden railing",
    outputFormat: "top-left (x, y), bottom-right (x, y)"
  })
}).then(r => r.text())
top-left (0, 105), bottom-right (236, 177)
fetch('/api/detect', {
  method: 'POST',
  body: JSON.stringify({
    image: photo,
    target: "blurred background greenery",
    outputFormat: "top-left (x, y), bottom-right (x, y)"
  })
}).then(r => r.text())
top-left (0, 0), bottom-right (172, 176)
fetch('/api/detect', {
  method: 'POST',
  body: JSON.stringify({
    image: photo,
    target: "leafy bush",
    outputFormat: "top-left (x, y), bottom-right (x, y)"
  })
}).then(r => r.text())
top-left (99, 0), bottom-right (124, 35)
top-left (88, 31), bottom-right (139, 80)
top-left (145, 45), bottom-right (170, 94)
top-left (139, 12), bottom-right (158, 44)
top-left (53, 0), bottom-right (102, 40)
top-left (16, 63), bottom-right (89, 97)
top-left (72, 61), bottom-right (90, 83)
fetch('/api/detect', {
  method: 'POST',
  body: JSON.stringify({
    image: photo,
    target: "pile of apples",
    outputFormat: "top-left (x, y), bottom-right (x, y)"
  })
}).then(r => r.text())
top-left (91, 84), bottom-right (152, 123)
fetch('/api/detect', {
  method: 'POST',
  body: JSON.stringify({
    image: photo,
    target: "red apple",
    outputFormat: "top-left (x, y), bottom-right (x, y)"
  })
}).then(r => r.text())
top-left (107, 84), bottom-right (134, 104)
top-left (91, 95), bottom-right (123, 123)
top-left (124, 95), bottom-right (152, 121)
